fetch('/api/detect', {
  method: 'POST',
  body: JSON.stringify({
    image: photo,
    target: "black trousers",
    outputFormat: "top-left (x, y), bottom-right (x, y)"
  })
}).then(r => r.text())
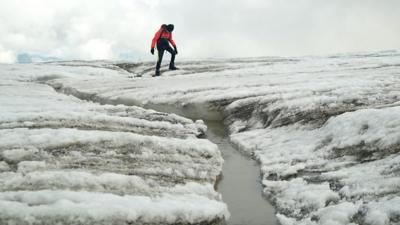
top-left (156, 40), bottom-right (175, 72)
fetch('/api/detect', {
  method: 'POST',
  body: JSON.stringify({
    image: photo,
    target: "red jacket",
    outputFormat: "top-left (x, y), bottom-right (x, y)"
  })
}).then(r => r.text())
top-left (151, 25), bottom-right (176, 49)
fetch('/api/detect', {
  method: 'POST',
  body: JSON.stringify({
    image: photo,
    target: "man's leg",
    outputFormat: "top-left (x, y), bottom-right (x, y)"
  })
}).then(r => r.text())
top-left (165, 45), bottom-right (176, 70)
top-left (155, 48), bottom-right (165, 76)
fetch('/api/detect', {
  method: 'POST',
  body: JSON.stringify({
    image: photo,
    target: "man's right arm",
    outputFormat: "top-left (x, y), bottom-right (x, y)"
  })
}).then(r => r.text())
top-left (151, 30), bottom-right (161, 51)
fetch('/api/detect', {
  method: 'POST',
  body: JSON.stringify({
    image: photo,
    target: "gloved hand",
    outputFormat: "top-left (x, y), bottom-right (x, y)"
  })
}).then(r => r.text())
top-left (151, 48), bottom-right (154, 55)
top-left (174, 46), bottom-right (178, 55)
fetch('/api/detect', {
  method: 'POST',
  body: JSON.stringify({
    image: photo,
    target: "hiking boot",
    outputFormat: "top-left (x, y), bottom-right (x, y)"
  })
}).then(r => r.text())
top-left (169, 65), bottom-right (178, 70)
top-left (153, 71), bottom-right (160, 77)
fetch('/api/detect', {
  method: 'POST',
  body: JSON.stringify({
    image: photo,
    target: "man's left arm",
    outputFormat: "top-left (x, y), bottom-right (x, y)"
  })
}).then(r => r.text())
top-left (169, 34), bottom-right (178, 54)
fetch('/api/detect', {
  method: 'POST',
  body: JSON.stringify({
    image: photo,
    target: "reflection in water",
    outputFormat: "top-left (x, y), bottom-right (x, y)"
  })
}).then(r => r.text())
top-left (205, 121), bottom-right (278, 225)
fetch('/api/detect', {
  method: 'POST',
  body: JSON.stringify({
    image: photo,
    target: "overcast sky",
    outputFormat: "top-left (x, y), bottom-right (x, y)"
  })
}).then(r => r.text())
top-left (0, 0), bottom-right (399, 63)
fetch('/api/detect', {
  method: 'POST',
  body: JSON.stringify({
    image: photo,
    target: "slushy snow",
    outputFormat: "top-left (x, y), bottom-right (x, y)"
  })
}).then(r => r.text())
top-left (2, 50), bottom-right (400, 225)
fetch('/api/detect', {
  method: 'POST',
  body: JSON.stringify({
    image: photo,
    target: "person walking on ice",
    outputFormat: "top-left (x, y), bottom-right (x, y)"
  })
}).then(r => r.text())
top-left (150, 24), bottom-right (178, 77)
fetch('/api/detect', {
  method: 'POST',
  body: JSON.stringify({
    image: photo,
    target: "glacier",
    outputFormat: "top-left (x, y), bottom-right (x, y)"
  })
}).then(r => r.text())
top-left (1, 50), bottom-right (400, 225)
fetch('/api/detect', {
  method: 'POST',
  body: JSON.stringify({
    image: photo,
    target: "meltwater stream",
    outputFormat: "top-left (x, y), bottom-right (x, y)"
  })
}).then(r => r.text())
top-left (205, 121), bottom-right (278, 225)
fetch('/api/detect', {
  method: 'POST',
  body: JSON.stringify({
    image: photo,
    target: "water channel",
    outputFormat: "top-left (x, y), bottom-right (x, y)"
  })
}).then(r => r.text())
top-left (205, 121), bottom-right (278, 225)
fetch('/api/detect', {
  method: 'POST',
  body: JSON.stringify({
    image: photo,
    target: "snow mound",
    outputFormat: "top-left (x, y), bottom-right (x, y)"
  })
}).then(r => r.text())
top-left (0, 190), bottom-right (227, 225)
top-left (0, 65), bottom-right (227, 224)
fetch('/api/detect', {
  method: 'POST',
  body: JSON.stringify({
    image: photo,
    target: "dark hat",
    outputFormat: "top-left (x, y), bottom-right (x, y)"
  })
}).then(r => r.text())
top-left (166, 24), bottom-right (174, 32)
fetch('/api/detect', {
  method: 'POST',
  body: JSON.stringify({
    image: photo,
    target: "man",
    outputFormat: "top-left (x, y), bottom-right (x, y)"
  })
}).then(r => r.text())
top-left (150, 24), bottom-right (178, 77)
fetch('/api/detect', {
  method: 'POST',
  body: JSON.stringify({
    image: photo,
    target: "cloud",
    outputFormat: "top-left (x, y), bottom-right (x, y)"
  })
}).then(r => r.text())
top-left (0, 45), bottom-right (16, 63)
top-left (0, 0), bottom-right (156, 62)
top-left (158, 0), bottom-right (400, 57)
top-left (0, 0), bottom-right (399, 63)
top-left (78, 39), bottom-right (114, 60)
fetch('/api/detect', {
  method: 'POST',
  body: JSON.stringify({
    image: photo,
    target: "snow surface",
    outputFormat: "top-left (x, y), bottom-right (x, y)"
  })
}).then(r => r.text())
top-left (39, 50), bottom-right (400, 225)
top-left (2, 50), bottom-right (400, 225)
top-left (0, 64), bottom-right (227, 224)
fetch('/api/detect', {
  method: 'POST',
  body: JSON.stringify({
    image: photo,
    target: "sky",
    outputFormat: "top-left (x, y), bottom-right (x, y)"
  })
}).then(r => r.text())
top-left (0, 0), bottom-right (400, 63)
